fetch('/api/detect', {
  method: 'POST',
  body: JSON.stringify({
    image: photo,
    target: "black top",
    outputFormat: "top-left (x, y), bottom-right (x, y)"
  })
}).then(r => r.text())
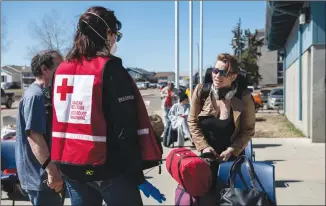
top-left (198, 110), bottom-right (235, 154)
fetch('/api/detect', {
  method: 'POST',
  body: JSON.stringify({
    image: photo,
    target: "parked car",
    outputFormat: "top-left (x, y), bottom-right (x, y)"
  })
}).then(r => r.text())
top-left (136, 82), bottom-right (146, 90)
top-left (23, 83), bottom-right (31, 90)
top-left (158, 82), bottom-right (167, 90)
top-left (1, 89), bottom-right (15, 109)
top-left (267, 88), bottom-right (283, 109)
top-left (247, 86), bottom-right (254, 93)
top-left (149, 83), bottom-right (157, 88)
top-left (3, 82), bottom-right (21, 90)
top-left (260, 89), bottom-right (271, 104)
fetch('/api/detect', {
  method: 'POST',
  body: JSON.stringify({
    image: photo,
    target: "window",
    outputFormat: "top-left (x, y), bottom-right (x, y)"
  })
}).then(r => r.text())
top-left (1, 76), bottom-right (6, 82)
top-left (22, 72), bottom-right (34, 78)
top-left (271, 89), bottom-right (283, 95)
top-left (260, 90), bottom-right (271, 95)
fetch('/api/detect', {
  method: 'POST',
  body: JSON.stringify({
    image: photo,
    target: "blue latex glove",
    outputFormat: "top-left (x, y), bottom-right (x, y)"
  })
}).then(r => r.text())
top-left (138, 180), bottom-right (166, 203)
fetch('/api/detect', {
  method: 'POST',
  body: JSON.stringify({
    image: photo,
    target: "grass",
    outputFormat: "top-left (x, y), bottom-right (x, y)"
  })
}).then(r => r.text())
top-left (254, 113), bottom-right (305, 138)
top-left (283, 116), bottom-right (305, 136)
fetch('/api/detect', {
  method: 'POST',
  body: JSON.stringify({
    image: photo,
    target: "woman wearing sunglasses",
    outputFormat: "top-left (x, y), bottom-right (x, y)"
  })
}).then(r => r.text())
top-left (188, 53), bottom-right (255, 161)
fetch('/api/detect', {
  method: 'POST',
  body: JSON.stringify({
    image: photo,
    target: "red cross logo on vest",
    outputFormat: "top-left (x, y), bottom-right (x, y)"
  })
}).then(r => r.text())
top-left (57, 78), bottom-right (74, 101)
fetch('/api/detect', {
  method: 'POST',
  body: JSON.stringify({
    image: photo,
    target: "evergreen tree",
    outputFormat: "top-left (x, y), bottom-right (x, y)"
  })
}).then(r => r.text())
top-left (231, 18), bottom-right (245, 61)
top-left (231, 20), bottom-right (264, 86)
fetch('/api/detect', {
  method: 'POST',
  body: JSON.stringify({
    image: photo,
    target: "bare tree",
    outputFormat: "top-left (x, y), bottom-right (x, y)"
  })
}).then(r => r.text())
top-left (27, 10), bottom-right (70, 57)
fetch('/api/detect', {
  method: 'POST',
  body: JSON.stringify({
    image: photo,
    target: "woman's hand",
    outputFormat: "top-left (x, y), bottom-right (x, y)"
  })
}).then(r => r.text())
top-left (219, 147), bottom-right (234, 161)
top-left (202, 146), bottom-right (217, 157)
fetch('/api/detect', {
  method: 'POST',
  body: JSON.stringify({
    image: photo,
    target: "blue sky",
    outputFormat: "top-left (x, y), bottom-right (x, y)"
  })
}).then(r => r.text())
top-left (1, 1), bottom-right (266, 73)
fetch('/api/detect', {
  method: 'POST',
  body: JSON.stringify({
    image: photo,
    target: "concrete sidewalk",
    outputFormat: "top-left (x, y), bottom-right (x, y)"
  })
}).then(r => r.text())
top-left (141, 138), bottom-right (325, 205)
top-left (1, 138), bottom-right (324, 205)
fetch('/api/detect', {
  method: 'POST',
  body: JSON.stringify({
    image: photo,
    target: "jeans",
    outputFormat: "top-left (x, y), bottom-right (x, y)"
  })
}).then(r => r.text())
top-left (26, 185), bottom-right (61, 206)
top-left (65, 175), bottom-right (143, 206)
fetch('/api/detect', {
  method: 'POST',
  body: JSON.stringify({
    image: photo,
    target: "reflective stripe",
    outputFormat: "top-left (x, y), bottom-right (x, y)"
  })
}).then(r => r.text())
top-left (137, 128), bottom-right (149, 135)
top-left (52, 132), bottom-right (106, 142)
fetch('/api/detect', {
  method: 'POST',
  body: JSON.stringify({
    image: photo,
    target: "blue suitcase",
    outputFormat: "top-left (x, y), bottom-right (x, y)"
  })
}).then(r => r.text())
top-left (218, 160), bottom-right (276, 205)
top-left (245, 139), bottom-right (255, 162)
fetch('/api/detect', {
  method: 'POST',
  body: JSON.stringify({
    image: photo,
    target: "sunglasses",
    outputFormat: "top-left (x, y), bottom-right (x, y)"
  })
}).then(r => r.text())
top-left (212, 68), bottom-right (228, 76)
top-left (115, 31), bottom-right (122, 42)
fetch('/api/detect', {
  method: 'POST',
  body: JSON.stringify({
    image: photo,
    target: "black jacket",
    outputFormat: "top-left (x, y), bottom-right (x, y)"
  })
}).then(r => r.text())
top-left (102, 56), bottom-right (145, 186)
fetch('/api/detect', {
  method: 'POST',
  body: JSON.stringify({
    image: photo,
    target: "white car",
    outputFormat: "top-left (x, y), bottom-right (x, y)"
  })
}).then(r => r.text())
top-left (267, 88), bottom-right (283, 109)
top-left (247, 86), bottom-right (254, 93)
top-left (136, 82), bottom-right (147, 89)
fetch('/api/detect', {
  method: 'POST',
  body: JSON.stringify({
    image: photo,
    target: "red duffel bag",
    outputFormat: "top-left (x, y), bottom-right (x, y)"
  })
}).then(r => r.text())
top-left (166, 148), bottom-right (213, 197)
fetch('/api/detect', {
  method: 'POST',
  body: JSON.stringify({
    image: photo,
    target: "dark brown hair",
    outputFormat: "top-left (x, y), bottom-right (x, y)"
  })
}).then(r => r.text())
top-left (66, 6), bottom-right (121, 62)
top-left (217, 53), bottom-right (239, 74)
top-left (31, 50), bottom-right (62, 77)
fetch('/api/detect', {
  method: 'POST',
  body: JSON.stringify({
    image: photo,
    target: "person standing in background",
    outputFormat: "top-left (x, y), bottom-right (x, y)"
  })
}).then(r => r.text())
top-left (168, 92), bottom-right (191, 147)
top-left (160, 82), bottom-right (179, 127)
top-left (15, 50), bottom-right (64, 206)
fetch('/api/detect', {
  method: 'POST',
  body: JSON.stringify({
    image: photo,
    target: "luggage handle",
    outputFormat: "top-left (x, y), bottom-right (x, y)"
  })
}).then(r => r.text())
top-left (199, 152), bottom-right (219, 159)
top-left (199, 152), bottom-right (223, 164)
top-left (228, 155), bottom-right (268, 195)
top-left (228, 155), bottom-right (256, 189)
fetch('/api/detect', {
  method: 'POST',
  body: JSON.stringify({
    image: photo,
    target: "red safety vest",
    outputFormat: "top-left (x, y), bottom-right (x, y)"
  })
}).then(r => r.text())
top-left (51, 57), bottom-right (108, 165)
top-left (51, 57), bottom-right (162, 170)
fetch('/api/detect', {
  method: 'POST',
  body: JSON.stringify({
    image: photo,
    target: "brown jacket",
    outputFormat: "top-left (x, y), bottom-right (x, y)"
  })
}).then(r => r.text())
top-left (187, 84), bottom-right (255, 156)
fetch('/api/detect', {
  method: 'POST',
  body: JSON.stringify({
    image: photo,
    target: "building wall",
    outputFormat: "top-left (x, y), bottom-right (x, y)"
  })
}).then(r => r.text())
top-left (128, 70), bottom-right (144, 80)
top-left (285, 60), bottom-right (301, 131)
top-left (285, 49), bottom-right (313, 136)
top-left (1, 72), bottom-right (12, 83)
top-left (309, 44), bottom-right (325, 142)
top-left (285, 22), bottom-right (314, 67)
top-left (284, 3), bottom-right (326, 142)
top-left (1, 73), bottom-right (21, 83)
top-left (285, 1), bottom-right (325, 67)
top-left (258, 45), bottom-right (278, 85)
top-left (11, 74), bottom-right (21, 82)
top-left (157, 76), bottom-right (175, 83)
top-left (311, 1), bottom-right (326, 45)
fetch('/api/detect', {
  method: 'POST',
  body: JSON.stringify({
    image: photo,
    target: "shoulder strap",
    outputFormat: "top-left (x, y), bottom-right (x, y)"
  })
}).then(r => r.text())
top-left (199, 83), bottom-right (211, 109)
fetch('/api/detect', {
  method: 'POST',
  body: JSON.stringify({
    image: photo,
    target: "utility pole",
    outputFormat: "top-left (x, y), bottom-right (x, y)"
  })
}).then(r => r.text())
top-left (199, 0), bottom-right (203, 84)
top-left (197, 42), bottom-right (199, 75)
top-left (175, 0), bottom-right (179, 89)
top-left (189, 0), bottom-right (193, 100)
